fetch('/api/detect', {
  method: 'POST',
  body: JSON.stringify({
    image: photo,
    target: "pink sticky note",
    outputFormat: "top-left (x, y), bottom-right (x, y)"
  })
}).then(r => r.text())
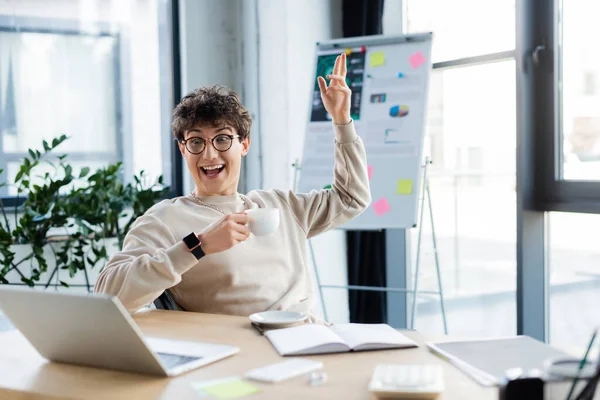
top-left (373, 197), bottom-right (391, 216)
top-left (368, 165), bottom-right (374, 180)
top-left (409, 51), bottom-right (426, 69)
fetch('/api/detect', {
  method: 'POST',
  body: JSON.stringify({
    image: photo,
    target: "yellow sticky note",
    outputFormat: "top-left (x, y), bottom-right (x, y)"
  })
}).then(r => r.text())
top-left (345, 48), bottom-right (352, 55)
top-left (397, 179), bottom-right (413, 195)
top-left (370, 51), bottom-right (385, 67)
top-left (201, 379), bottom-right (260, 399)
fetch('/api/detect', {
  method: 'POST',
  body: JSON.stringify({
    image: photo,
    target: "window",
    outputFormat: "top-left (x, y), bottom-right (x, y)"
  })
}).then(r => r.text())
top-left (405, 0), bottom-right (515, 62)
top-left (0, 0), bottom-right (178, 198)
top-left (549, 212), bottom-right (600, 353)
top-left (510, 0), bottom-right (600, 342)
top-left (559, 1), bottom-right (600, 181)
top-left (406, 2), bottom-right (517, 337)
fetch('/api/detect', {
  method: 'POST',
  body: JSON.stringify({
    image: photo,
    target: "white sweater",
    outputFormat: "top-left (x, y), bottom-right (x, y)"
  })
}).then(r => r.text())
top-left (94, 121), bottom-right (371, 316)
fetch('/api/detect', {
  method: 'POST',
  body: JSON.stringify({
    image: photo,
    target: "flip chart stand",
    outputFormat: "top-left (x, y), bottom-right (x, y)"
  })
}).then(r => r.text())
top-left (411, 158), bottom-right (448, 333)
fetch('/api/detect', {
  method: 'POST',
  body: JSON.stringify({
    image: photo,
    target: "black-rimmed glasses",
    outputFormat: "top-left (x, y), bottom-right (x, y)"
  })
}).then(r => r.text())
top-left (179, 134), bottom-right (240, 155)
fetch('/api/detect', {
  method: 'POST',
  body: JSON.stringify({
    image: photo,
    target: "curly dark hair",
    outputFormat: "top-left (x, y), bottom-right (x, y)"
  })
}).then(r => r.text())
top-left (171, 85), bottom-right (252, 142)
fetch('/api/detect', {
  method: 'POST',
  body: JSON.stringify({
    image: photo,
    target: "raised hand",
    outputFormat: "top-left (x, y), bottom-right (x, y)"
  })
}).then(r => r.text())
top-left (317, 53), bottom-right (352, 125)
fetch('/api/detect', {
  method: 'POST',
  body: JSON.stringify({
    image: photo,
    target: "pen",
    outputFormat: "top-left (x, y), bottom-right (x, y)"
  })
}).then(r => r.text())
top-left (251, 322), bottom-right (265, 336)
top-left (566, 328), bottom-right (597, 400)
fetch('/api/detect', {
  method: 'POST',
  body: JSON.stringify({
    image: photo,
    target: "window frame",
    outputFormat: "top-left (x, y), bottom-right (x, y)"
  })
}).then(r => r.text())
top-left (0, 2), bottom-right (184, 206)
top-left (532, 0), bottom-right (600, 214)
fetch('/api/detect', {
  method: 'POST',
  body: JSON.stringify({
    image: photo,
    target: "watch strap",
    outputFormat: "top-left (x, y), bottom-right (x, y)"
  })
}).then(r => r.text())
top-left (191, 245), bottom-right (205, 259)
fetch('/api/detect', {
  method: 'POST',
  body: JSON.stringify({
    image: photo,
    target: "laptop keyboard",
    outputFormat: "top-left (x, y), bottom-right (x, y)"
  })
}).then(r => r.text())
top-left (156, 352), bottom-right (202, 369)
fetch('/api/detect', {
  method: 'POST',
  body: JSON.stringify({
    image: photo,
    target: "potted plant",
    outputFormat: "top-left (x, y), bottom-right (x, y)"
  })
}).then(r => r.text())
top-left (0, 135), bottom-right (169, 291)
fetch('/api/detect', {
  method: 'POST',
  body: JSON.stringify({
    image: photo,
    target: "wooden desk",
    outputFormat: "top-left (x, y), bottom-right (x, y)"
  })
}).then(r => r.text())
top-left (0, 309), bottom-right (497, 399)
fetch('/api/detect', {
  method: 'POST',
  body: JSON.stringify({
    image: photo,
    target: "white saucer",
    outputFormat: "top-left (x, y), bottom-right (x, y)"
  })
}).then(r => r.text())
top-left (249, 311), bottom-right (308, 328)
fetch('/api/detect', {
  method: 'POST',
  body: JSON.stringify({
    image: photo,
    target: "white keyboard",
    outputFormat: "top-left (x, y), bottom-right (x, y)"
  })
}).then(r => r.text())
top-left (368, 364), bottom-right (444, 399)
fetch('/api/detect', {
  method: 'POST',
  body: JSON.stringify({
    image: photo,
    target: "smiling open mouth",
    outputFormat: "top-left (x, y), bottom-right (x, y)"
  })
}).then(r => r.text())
top-left (201, 165), bottom-right (225, 178)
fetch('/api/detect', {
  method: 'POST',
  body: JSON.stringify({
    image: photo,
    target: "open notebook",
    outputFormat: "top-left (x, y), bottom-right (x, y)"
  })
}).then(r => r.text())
top-left (265, 323), bottom-right (418, 356)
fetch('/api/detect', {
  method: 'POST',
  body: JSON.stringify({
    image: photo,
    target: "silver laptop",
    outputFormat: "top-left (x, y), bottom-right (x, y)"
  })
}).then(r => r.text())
top-left (0, 287), bottom-right (239, 376)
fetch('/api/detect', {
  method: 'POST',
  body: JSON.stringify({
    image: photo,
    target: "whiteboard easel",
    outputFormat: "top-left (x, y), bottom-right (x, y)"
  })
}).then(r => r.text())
top-left (296, 33), bottom-right (447, 332)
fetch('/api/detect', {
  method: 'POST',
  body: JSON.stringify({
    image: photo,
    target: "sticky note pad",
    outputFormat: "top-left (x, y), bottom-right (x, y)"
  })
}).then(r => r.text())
top-left (201, 379), bottom-right (260, 399)
top-left (370, 51), bottom-right (385, 67)
top-left (373, 197), bottom-right (391, 216)
top-left (397, 179), bottom-right (413, 195)
top-left (368, 165), bottom-right (374, 180)
top-left (409, 51), bottom-right (426, 69)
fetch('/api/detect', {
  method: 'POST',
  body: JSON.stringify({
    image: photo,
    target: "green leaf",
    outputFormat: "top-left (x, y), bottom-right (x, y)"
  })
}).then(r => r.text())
top-left (59, 280), bottom-right (70, 288)
top-left (21, 277), bottom-right (35, 287)
top-left (42, 140), bottom-right (50, 151)
top-left (28, 149), bottom-right (36, 160)
top-left (14, 169), bottom-right (24, 183)
top-left (79, 167), bottom-right (90, 178)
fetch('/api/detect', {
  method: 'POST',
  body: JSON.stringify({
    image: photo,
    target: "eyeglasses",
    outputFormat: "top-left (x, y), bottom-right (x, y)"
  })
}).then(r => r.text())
top-left (179, 134), bottom-right (240, 155)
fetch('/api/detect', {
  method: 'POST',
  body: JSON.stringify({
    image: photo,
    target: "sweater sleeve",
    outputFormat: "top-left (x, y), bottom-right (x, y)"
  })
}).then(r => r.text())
top-left (276, 121), bottom-right (371, 238)
top-left (93, 214), bottom-right (198, 312)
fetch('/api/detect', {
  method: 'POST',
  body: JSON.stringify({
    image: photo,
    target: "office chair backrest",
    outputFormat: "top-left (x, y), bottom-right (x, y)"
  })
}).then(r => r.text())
top-left (153, 290), bottom-right (181, 311)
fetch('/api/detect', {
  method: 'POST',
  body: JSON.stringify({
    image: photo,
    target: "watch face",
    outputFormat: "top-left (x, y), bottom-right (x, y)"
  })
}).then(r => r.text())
top-left (183, 232), bottom-right (200, 249)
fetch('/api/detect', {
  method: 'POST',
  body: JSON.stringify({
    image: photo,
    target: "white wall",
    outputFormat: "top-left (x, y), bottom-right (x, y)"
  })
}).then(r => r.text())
top-left (179, 0), bottom-right (350, 323)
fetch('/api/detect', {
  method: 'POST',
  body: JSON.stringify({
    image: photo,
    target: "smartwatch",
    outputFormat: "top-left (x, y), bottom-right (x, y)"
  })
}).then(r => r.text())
top-left (182, 232), bottom-right (205, 260)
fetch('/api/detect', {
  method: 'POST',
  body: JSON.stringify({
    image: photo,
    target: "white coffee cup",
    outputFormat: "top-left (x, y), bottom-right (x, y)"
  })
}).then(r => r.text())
top-left (245, 208), bottom-right (280, 236)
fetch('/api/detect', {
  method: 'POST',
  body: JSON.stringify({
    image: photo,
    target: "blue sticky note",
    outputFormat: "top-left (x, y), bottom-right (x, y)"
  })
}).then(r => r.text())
top-left (398, 72), bottom-right (404, 78)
